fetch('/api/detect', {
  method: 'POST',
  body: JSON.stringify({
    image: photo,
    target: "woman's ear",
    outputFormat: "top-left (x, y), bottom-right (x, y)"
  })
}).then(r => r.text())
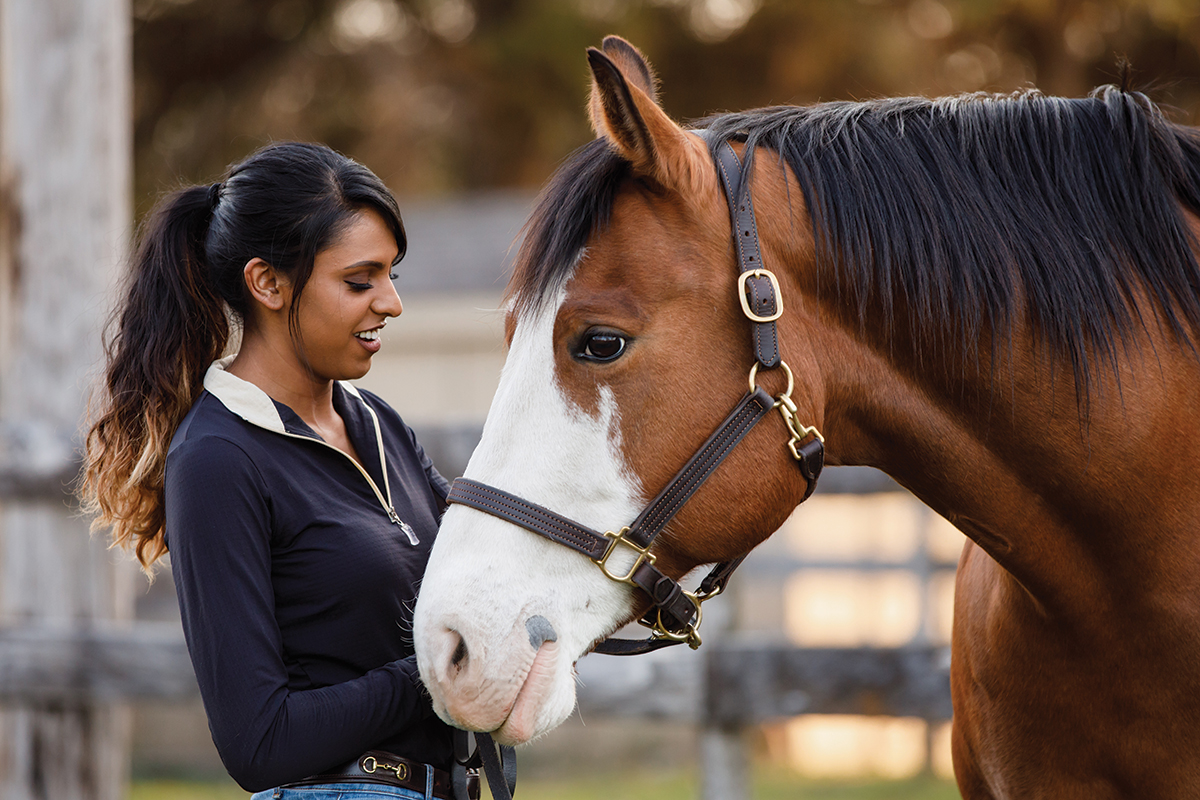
top-left (243, 258), bottom-right (286, 311)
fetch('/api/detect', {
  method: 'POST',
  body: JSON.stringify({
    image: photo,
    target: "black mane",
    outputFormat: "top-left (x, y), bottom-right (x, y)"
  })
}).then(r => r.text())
top-left (510, 138), bottom-right (628, 310)
top-left (511, 88), bottom-right (1200, 392)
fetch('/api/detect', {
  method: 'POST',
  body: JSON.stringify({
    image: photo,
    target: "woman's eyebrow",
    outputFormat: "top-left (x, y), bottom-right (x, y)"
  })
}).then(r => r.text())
top-left (341, 259), bottom-right (388, 271)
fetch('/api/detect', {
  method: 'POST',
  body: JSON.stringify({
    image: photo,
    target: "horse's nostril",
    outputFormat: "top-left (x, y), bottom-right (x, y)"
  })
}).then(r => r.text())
top-left (450, 633), bottom-right (468, 669)
top-left (526, 615), bottom-right (558, 649)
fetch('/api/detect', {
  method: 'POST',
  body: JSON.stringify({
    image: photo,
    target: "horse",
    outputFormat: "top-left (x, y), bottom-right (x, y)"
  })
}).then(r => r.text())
top-left (412, 35), bottom-right (1200, 798)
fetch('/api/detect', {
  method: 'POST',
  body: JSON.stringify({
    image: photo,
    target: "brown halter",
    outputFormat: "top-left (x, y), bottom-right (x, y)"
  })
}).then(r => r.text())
top-left (445, 140), bottom-right (825, 656)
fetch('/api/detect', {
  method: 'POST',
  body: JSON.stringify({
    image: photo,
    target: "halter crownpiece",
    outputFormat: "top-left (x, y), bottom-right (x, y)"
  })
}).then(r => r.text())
top-left (445, 140), bottom-right (824, 655)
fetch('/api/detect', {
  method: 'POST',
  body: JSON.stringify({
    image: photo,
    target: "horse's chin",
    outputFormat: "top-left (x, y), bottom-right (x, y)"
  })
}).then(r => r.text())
top-left (489, 640), bottom-right (566, 746)
top-left (433, 639), bottom-right (576, 747)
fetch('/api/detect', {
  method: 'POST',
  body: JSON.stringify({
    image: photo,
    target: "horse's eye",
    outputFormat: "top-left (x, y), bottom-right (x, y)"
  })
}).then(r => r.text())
top-left (580, 331), bottom-right (627, 362)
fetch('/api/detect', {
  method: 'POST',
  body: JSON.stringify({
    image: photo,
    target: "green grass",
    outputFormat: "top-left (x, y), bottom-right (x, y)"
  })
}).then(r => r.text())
top-left (129, 780), bottom-right (247, 800)
top-left (483, 768), bottom-right (959, 800)
top-left (754, 772), bottom-right (961, 800)
top-left (131, 769), bottom-right (962, 799)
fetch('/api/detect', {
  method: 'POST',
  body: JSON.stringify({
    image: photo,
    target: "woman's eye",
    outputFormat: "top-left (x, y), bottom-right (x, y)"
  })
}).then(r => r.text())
top-left (580, 332), bottom-right (627, 362)
top-left (346, 281), bottom-right (372, 291)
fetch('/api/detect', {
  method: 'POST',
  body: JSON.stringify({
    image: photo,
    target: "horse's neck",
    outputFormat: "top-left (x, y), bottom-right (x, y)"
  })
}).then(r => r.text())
top-left (823, 318), bottom-right (1200, 615)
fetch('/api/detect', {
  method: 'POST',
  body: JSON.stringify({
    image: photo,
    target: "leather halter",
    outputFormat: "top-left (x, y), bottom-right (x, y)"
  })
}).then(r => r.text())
top-left (445, 140), bottom-right (825, 655)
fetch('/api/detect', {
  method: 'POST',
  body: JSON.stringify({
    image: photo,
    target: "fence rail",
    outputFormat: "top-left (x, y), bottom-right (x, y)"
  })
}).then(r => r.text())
top-left (0, 422), bottom-right (79, 502)
top-left (0, 428), bottom-right (955, 798)
top-left (0, 623), bottom-right (195, 703)
top-left (706, 644), bottom-right (952, 725)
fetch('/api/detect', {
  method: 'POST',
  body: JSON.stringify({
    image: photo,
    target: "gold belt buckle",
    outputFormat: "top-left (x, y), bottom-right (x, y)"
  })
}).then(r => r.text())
top-left (361, 754), bottom-right (409, 781)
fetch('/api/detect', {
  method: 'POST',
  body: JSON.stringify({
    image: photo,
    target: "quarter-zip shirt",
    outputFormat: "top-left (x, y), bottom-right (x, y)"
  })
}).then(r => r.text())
top-left (165, 358), bottom-right (452, 793)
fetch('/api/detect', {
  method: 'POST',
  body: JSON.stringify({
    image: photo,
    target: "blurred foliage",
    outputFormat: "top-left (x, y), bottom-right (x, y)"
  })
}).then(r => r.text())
top-left (134, 0), bottom-right (1200, 209)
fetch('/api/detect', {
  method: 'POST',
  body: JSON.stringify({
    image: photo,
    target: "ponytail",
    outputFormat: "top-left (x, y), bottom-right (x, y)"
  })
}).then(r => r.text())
top-left (81, 185), bottom-right (230, 571)
top-left (81, 141), bottom-right (406, 573)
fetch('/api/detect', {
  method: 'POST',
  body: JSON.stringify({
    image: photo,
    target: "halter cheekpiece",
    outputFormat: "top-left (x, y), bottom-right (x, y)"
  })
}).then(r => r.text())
top-left (446, 140), bottom-right (825, 655)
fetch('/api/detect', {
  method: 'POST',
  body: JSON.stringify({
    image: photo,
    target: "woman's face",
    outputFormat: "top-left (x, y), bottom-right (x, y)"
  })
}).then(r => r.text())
top-left (288, 207), bottom-right (403, 382)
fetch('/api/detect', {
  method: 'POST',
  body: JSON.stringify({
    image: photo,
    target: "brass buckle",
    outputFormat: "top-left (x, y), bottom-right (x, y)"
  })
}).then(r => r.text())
top-left (737, 269), bottom-right (784, 323)
top-left (592, 527), bottom-right (656, 584)
top-left (361, 755), bottom-right (409, 781)
top-left (595, 529), bottom-right (707, 648)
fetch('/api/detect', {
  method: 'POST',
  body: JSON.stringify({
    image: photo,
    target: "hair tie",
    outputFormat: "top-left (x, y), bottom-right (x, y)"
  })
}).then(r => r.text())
top-left (207, 182), bottom-right (222, 210)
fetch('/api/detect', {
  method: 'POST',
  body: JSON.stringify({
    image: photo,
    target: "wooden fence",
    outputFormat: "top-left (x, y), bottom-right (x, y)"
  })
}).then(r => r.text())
top-left (0, 0), bottom-right (134, 797)
top-left (2, 414), bottom-right (956, 799)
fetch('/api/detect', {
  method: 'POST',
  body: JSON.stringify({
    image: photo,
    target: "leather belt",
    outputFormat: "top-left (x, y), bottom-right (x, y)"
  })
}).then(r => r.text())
top-left (280, 750), bottom-right (478, 800)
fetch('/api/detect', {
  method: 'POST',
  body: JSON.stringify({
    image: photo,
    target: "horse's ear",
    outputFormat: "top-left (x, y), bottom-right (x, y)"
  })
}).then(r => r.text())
top-left (586, 37), bottom-right (709, 196)
top-left (589, 36), bottom-right (658, 115)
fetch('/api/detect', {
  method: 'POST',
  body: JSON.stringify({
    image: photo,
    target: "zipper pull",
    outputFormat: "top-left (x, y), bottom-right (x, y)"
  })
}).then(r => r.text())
top-left (389, 507), bottom-right (419, 545)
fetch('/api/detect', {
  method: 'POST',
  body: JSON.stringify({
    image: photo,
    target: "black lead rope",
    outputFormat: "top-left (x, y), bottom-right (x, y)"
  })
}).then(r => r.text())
top-left (470, 734), bottom-right (513, 800)
top-left (452, 730), bottom-right (515, 800)
top-left (477, 733), bottom-right (516, 800)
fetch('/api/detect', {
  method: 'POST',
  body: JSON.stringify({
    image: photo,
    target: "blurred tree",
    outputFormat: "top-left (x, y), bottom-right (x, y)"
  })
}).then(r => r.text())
top-left (133, 0), bottom-right (1200, 208)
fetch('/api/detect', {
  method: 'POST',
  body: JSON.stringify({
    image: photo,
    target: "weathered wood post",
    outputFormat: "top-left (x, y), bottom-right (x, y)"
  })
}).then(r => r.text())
top-left (0, 0), bottom-right (134, 798)
top-left (700, 594), bottom-right (750, 800)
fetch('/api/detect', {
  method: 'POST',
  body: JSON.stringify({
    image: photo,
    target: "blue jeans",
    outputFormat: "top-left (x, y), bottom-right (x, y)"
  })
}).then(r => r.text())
top-left (250, 783), bottom-right (429, 800)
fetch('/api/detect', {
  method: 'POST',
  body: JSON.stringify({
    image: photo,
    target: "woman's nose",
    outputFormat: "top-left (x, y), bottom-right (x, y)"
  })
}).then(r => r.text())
top-left (376, 279), bottom-right (403, 317)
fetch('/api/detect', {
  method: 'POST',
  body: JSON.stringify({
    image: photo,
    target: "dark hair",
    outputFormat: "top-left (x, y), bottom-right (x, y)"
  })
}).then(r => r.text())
top-left (81, 141), bottom-right (405, 571)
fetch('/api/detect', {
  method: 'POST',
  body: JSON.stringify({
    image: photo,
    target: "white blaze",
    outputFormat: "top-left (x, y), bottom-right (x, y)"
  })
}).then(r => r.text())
top-left (413, 289), bottom-right (645, 742)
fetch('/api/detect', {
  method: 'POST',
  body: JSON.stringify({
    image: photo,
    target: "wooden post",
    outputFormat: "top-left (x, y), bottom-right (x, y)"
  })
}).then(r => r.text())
top-left (699, 723), bottom-right (750, 800)
top-left (0, 0), bottom-right (134, 798)
top-left (700, 595), bottom-right (750, 800)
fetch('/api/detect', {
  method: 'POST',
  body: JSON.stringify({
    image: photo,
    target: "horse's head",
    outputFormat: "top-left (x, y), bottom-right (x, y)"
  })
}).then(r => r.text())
top-left (412, 36), bottom-right (825, 745)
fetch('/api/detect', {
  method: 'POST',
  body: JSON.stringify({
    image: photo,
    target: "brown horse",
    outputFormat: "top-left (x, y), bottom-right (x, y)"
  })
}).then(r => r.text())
top-left (413, 36), bottom-right (1200, 798)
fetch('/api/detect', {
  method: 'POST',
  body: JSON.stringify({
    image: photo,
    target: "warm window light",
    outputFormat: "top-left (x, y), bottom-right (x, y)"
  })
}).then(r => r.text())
top-left (782, 493), bottom-right (923, 563)
top-left (785, 569), bottom-right (924, 647)
top-left (786, 716), bottom-right (929, 779)
top-left (930, 571), bottom-right (958, 644)
top-left (778, 492), bottom-right (965, 647)
top-left (932, 721), bottom-right (956, 779)
top-left (784, 717), bottom-right (956, 780)
top-left (926, 512), bottom-right (968, 563)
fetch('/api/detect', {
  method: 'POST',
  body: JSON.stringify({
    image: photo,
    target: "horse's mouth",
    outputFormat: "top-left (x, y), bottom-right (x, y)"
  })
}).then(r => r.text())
top-left (490, 640), bottom-right (560, 746)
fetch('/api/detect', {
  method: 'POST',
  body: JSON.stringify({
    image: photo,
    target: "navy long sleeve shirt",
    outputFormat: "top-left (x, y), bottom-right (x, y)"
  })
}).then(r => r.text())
top-left (165, 360), bottom-right (453, 792)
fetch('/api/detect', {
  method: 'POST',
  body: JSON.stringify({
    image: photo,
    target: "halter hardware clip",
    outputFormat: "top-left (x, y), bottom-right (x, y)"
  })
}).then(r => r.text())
top-left (644, 574), bottom-right (735, 649)
top-left (644, 591), bottom-right (705, 649)
top-left (777, 393), bottom-right (825, 461)
top-left (749, 359), bottom-right (824, 463)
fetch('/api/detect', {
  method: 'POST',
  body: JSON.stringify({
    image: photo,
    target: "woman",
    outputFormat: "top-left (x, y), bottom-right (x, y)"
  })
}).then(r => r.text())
top-left (81, 142), bottom-right (471, 799)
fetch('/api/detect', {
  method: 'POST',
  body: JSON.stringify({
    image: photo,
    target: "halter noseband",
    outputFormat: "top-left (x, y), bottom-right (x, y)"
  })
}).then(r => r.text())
top-left (445, 140), bottom-right (825, 655)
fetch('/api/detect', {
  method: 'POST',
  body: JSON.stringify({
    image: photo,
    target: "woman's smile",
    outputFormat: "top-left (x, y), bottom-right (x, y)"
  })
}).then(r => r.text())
top-left (354, 323), bottom-right (385, 353)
